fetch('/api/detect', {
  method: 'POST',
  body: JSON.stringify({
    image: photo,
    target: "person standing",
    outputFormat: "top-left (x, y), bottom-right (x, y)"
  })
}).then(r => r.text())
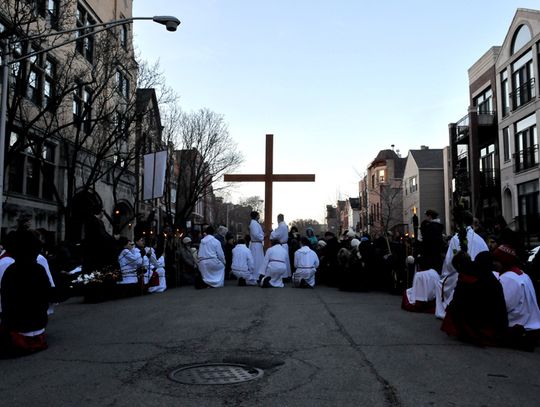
top-left (435, 211), bottom-right (488, 319)
top-left (231, 238), bottom-right (257, 286)
top-left (117, 237), bottom-right (144, 297)
top-left (420, 209), bottom-right (445, 272)
top-left (293, 237), bottom-right (319, 288)
top-left (197, 226), bottom-right (226, 288)
top-left (270, 214), bottom-right (291, 278)
top-left (249, 211), bottom-right (265, 280)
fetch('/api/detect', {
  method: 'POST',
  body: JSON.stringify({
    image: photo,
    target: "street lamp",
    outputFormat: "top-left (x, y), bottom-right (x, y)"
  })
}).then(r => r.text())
top-left (0, 15), bottom-right (180, 230)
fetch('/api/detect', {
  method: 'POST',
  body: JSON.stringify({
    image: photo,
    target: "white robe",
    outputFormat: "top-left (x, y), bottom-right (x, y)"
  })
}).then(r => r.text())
top-left (231, 244), bottom-right (257, 285)
top-left (259, 244), bottom-right (288, 287)
top-left (118, 248), bottom-right (143, 284)
top-left (198, 235), bottom-right (226, 288)
top-left (435, 226), bottom-right (488, 318)
top-left (405, 268), bottom-right (439, 304)
top-left (0, 256), bottom-right (15, 313)
top-left (270, 221), bottom-right (291, 277)
top-left (499, 271), bottom-right (540, 331)
top-left (250, 219), bottom-right (265, 277)
top-left (293, 246), bottom-right (319, 287)
top-left (37, 254), bottom-right (56, 315)
top-left (148, 255), bottom-right (167, 293)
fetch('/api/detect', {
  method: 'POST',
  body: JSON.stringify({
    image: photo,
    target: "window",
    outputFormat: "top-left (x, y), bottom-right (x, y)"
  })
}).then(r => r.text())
top-left (378, 169), bottom-right (385, 183)
top-left (43, 57), bottom-right (56, 106)
top-left (501, 70), bottom-right (509, 117)
top-left (120, 24), bottom-right (129, 49)
top-left (73, 82), bottom-right (93, 133)
top-left (512, 25), bottom-right (532, 55)
top-left (474, 87), bottom-right (493, 114)
top-left (514, 115), bottom-right (538, 172)
top-left (409, 176), bottom-right (417, 193)
top-left (517, 180), bottom-right (539, 234)
top-left (502, 127), bottom-right (510, 162)
top-left (7, 132), bottom-right (56, 200)
top-left (76, 5), bottom-right (96, 62)
top-left (511, 50), bottom-right (535, 111)
top-left (479, 144), bottom-right (496, 188)
top-left (116, 69), bottom-right (130, 99)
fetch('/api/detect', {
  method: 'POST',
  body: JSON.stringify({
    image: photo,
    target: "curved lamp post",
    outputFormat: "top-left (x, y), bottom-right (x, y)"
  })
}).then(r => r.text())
top-left (0, 15), bottom-right (180, 230)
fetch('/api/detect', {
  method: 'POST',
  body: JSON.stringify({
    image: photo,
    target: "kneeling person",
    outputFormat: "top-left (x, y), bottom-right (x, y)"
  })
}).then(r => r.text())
top-left (293, 237), bottom-right (319, 288)
top-left (259, 239), bottom-right (288, 288)
top-left (231, 238), bottom-right (257, 286)
top-left (402, 256), bottom-right (440, 313)
top-left (197, 226), bottom-right (226, 288)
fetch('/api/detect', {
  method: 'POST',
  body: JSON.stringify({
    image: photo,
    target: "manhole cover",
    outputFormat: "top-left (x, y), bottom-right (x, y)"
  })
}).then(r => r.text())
top-left (168, 363), bottom-right (264, 385)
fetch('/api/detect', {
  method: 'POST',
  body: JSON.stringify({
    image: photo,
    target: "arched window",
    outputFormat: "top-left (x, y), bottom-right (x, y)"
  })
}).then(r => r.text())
top-left (511, 24), bottom-right (532, 55)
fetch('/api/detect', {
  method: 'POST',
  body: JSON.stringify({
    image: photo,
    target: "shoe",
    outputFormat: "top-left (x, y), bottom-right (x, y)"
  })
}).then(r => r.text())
top-left (257, 274), bottom-right (263, 284)
top-left (238, 277), bottom-right (247, 287)
top-left (261, 276), bottom-right (271, 288)
top-left (299, 279), bottom-right (313, 289)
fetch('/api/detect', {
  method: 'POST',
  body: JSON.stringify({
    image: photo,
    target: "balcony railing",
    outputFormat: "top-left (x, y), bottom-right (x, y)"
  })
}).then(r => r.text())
top-left (477, 111), bottom-right (496, 126)
top-left (454, 113), bottom-right (469, 141)
top-left (510, 78), bottom-right (536, 111)
top-left (479, 169), bottom-right (498, 189)
top-left (514, 144), bottom-right (539, 173)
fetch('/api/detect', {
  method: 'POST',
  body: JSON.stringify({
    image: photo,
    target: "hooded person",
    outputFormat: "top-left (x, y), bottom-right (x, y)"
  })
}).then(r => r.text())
top-left (196, 226), bottom-right (226, 288)
top-left (494, 244), bottom-right (540, 350)
top-left (305, 227), bottom-right (318, 248)
top-left (293, 236), bottom-right (319, 288)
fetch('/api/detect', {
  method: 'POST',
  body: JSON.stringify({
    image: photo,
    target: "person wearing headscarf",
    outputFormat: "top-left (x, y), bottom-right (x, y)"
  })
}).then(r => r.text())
top-left (441, 251), bottom-right (508, 347)
top-left (495, 244), bottom-right (540, 350)
top-left (293, 237), bottom-right (319, 288)
top-left (435, 211), bottom-right (488, 319)
top-left (305, 227), bottom-right (318, 248)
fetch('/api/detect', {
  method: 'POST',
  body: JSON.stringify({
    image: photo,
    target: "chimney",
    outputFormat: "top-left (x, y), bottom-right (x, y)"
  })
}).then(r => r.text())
top-left (420, 145), bottom-right (429, 150)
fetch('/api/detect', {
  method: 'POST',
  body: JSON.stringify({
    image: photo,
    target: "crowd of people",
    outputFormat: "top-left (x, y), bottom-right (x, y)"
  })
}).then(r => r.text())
top-left (2, 206), bottom-right (540, 358)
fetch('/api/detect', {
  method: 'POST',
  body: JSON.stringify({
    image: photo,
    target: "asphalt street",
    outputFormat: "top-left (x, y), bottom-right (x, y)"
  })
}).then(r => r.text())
top-left (2, 282), bottom-right (540, 407)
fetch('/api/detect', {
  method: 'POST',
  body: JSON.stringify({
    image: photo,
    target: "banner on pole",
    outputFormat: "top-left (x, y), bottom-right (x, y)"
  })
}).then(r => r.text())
top-left (143, 150), bottom-right (168, 200)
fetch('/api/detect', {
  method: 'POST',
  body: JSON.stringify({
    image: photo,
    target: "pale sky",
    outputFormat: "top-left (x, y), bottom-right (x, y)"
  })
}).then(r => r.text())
top-left (133, 1), bottom-right (539, 228)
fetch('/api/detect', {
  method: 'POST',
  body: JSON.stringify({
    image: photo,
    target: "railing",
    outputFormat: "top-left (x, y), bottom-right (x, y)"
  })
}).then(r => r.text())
top-left (454, 113), bottom-right (469, 141)
top-left (513, 144), bottom-right (539, 173)
top-left (510, 78), bottom-right (536, 111)
top-left (479, 169), bottom-right (498, 189)
top-left (477, 111), bottom-right (496, 126)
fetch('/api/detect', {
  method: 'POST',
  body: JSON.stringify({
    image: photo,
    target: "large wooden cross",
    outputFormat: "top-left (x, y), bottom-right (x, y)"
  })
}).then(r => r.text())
top-left (224, 134), bottom-right (315, 247)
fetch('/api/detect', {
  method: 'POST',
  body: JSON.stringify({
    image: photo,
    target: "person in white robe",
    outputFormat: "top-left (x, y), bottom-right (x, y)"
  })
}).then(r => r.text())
top-left (249, 211), bottom-right (265, 280)
top-left (293, 236), bottom-right (319, 288)
top-left (37, 254), bottom-right (56, 315)
top-left (148, 248), bottom-right (167, 293)
top-left (435, 211), bottom-right (488, 319)
top-left (231, 238), bottom-right (257, 286)
top-left (259, 239), bottom-right (288, 288)
top-left (0, 254), bottom-right (15, 314)
top-left (198, 226), bottom-right (226, 288)
top-left (402, 256), bottom-right (440, 312)
top-left (495, 244), bottom-right (540, 332)
top-left (270, 213), bottom-right (291, 278)
top-left (117, 238), bottom-right (143, 285)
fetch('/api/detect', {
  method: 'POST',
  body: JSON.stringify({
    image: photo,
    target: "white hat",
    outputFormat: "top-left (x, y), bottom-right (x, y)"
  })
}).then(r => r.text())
top-left (317, 240), bottom-right (327, 248)
top-left (346, 230), bottom-right (355, 238)
top-left (350, 238), bottom-right (360, 248)
top-left (182, 237), bottom-right (192, 244)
